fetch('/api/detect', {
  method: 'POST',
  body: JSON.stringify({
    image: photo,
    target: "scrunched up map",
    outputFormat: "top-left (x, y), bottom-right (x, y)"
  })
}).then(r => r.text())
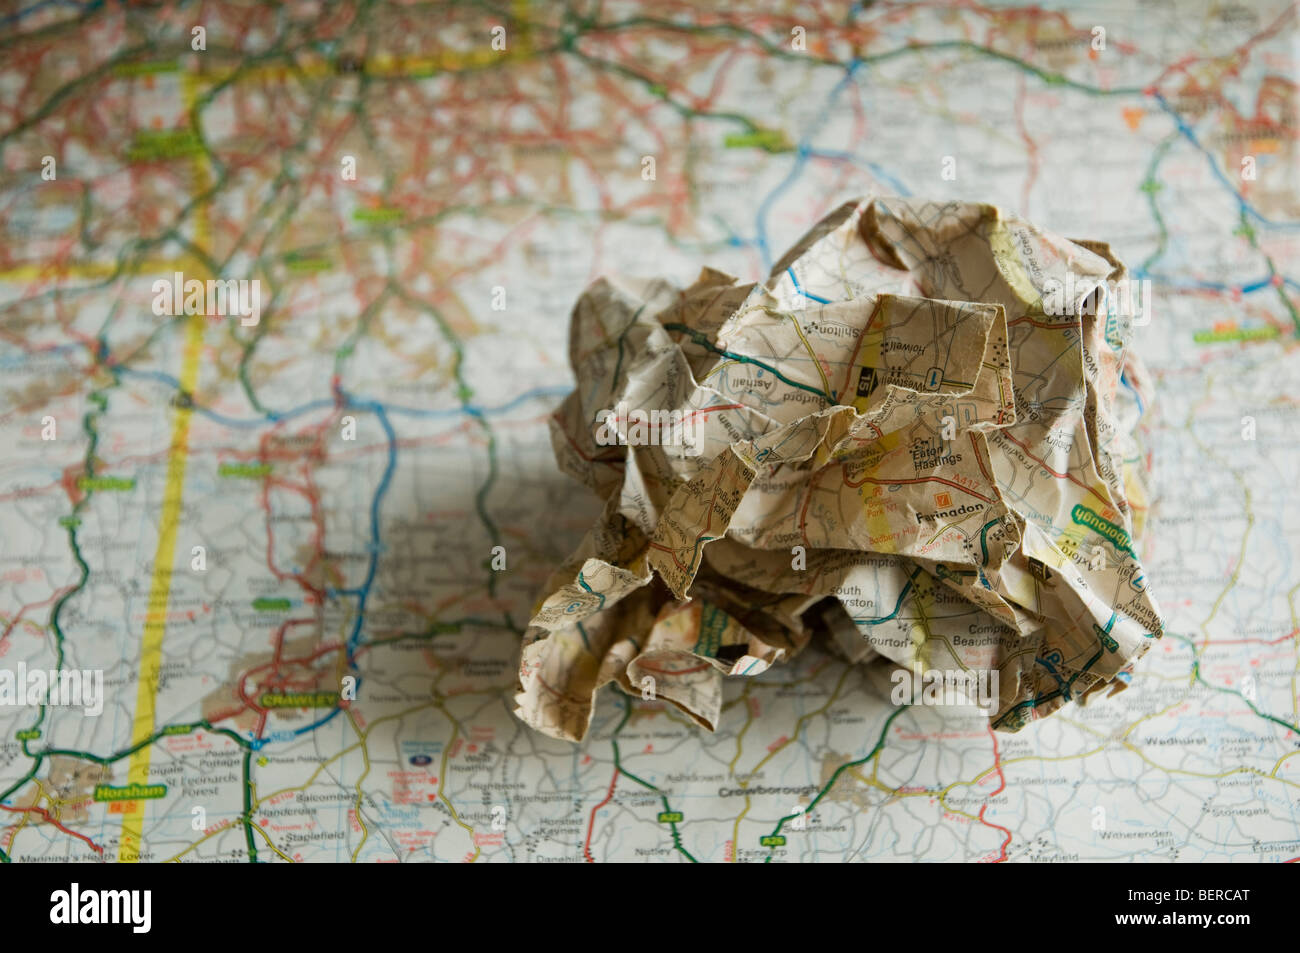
top-left (514, 197), bottom-right (1165, 742)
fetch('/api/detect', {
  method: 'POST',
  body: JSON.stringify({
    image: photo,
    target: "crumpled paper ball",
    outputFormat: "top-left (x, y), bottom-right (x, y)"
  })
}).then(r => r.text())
top-left (514, 196), bottom-right (1164, 742)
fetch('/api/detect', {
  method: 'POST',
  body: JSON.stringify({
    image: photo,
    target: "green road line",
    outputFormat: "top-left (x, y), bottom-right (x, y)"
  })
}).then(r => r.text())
top-left (1, 381), bottom-right (113, 808)
top-left (763, 706), bottom-right (908, 862)
top-left (391, 286), bottom-right (507, 600)
top-left (1168, 632), bottom-right (1300, 735)
top-left (991, 643), bottom-right (1109, 729)
top-left (662, 322), bottom-right (834, 402)
top-left (1273, 275), bottom-right (1300, 336)
top-left (2, 719), bottom-right (258, 861)
top-left (579, 23), bottom-right (1147, 98)
top-left (238, 326), bottom-right (271, 414)
top-left (243, 749), bottom-right (258, 863)
top-left (36, 720), bottom-right (254, 766)
top-left (607, 693), bottom-right (698, 863)
top-left (1234, 208), bottom-right (1300, 336)
top-left (1139, 138), bottom-right (1176, 275)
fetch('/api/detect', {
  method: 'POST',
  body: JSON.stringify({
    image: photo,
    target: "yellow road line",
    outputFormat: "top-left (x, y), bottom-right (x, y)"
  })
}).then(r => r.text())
top-left (119, 71), bottom-right (212, 864)
top-left (436, 718), bottom-right (481, 862)
top-left (113, 14), bottom-right (539, 860)
top-left (117, 313), bottom-right (203, 862)
top-left (0, 258), bottom-right (183, 283)
top-left (729, 666), bottom-right (851, 860)
top-left (200, 3), bottom-right (535, 87)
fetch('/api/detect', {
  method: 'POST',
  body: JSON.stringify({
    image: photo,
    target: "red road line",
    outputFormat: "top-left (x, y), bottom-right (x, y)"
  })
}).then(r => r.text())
top-left (0, 803), bottom-right (104, 855)
top-left (634, 660), bottom-right (713, 676)
top-left (1, 585), bottom-right (75, 647)
top-left (583, 768), bottom-right (619, 863)
top-left (978, 728), bottom-right (1011, 863)
top-left (997, 430), bottom-right (1114, 509)
top-left (843, 470), bottom-right (995, 504)
top-left (968, 431), bottom-right (996, 485)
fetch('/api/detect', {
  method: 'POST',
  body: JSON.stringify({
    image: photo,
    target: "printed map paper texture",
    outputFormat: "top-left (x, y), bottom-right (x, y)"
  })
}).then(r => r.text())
top-left (515, 198), bottom-right (1166, 742)
top-left (3, 0), bottom-right (1298, 865)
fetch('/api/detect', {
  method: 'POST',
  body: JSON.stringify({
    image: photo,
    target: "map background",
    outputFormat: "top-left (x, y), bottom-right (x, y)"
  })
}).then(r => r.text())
top-left (1, 0), bottom-right (1298, 862)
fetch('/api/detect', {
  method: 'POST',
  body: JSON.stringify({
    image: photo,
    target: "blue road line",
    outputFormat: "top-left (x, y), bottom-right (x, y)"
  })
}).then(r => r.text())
top-left (852, 568), bottom-right (922, 625)
top-left (1, 0), bottom-right (98, 28)
top-left (786, 267), bottom-right (831, 303)
top-left (115, 364), bottom-right (568, 427)
top-left (287, 395), bottom-right (398, 740)
top-left (1151, 91), bottom-right (1300, 231)
top-left (340, 393), bottom-right (397, 661)
top-left (755, 59), bottom-right (885, 270)
top-left (1132, 268), bottom-right (1283, 296)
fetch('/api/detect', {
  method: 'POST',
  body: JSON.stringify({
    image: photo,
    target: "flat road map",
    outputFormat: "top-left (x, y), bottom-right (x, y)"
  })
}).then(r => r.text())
top-left (1, 0), bottom-right (1298, 862)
